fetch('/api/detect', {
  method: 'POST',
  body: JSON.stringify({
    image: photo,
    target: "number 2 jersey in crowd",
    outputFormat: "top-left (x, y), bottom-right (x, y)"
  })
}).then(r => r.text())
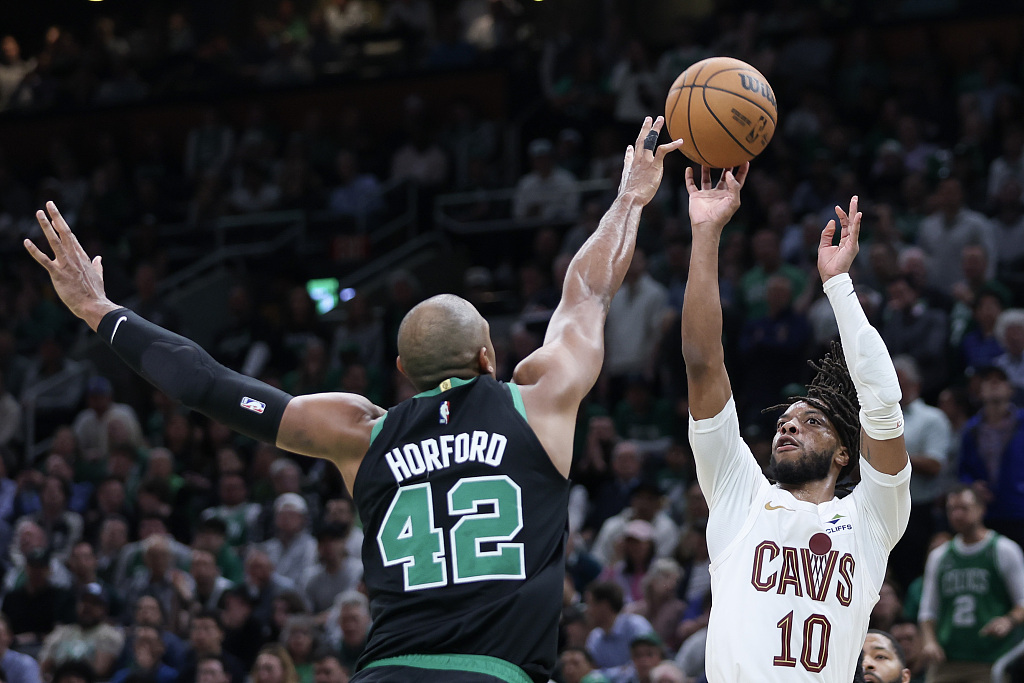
top-left (351, 376), bottom-right (570, 683)
top-left (690, 398), bottom-right (911, 683)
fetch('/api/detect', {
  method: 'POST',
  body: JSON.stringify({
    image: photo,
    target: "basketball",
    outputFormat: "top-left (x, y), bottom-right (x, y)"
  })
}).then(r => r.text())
top-left (665, 56), bottom-right (778, 169)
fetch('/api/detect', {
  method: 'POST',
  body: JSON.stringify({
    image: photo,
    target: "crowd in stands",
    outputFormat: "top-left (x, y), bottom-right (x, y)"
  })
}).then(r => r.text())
top-left (1, 1), bottom-right (1024, 682)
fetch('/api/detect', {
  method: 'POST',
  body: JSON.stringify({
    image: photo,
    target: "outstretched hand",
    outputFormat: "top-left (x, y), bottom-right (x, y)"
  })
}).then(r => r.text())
top-left (685, 163), bottom-right (749, 233)
top-left (617, 116), bottom-right (685, 205)
top-left (23, 202), bottom-right (118, 331)
top-left (818, 196), bottom-right (861, 283)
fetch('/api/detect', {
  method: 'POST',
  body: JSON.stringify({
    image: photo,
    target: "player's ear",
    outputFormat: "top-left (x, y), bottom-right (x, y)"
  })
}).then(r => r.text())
top-left (477, 347), bottom-right (495, 375)
top-left (396, 356), bottom-right (406, 376)
top-left (834, 444), bottom-right (850, 470)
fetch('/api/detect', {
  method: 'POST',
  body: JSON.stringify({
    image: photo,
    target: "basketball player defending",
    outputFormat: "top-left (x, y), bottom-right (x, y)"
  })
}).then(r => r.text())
top-left (680, 165), bottom-right (911, 682)
top-left (25, 118), bottom-right (683, 683)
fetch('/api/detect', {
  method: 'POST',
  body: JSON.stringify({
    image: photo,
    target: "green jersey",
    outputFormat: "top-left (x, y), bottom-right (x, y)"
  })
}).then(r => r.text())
top-left (934, 533), bottom-right (1024, 663)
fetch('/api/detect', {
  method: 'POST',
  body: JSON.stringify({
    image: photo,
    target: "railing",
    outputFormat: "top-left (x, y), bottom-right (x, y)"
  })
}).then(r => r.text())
top-left (433, 178), bottom-right (616, 234)
top-left (21, 362), bottom-right (94, 465)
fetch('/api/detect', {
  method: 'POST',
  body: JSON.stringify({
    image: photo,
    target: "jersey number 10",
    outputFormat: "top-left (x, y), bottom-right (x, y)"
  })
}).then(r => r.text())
top-left (774, 611), bottom-right (832, 673)
top-left (376, 475), bottom-right (526, 590)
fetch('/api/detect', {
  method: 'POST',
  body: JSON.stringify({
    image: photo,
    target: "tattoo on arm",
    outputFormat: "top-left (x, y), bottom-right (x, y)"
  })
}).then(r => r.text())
top-left (861, 440), bottom-right (872, 464)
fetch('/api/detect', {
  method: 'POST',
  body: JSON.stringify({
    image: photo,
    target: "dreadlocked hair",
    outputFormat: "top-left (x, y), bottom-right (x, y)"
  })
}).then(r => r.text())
top-left (765, 340), bottom-right (862, 496)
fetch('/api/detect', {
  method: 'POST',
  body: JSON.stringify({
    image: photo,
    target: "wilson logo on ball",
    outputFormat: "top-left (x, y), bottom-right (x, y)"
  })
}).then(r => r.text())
top-left (738, 74), bottom-right (777, 108)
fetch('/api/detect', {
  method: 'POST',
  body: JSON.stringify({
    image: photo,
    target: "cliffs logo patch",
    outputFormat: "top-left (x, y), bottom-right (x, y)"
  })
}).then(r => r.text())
top-left (825, 513), bottom-right (853, 535)
top-left (439, 400), bottom-right (450, 425)
top-left (240, 396), bottom-right (266, 414)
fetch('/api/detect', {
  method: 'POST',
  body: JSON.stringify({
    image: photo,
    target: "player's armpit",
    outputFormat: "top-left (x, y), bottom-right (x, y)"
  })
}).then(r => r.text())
top-left (277, 392), bottom-right (385, 466)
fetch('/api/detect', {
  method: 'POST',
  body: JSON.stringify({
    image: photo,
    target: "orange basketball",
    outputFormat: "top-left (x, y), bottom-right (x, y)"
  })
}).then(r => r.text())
top-left (665, 56), bottom-right (778, 169)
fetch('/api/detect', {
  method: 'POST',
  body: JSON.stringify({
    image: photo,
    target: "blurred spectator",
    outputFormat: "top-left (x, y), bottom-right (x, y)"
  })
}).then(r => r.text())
top-left (622, 559), bottom-right (685, 653)
top-left (66, 542), bottom-right (112, 612)
top-left (219, 589), bottom-right (266, 670)
top-left (592, 482), bottom-right (678, 568)
top-left (38, 583), bottom-right (122, 680)
top-left (259, 494), bottom-right (317, 589)
top-left (241, 547), bottom-right (297, 626)
top-left (250, 645), bottom-right (297, 683)
top-left (958, 366), bottom-right (1024, 549)
top-left (917, 178), bottom-right (997, 294)
top-left (615, 632), bottom-right (665, 683)
top-left (608, 41), bottom-right (659, 125)
top-left (302, 525), bottom-right (361, 618)
top-left (558, 647), bottom-right (605, 683)
top-left (583, 582), bottom-right (653, 672)
top-left (919, 486), bottom-right (1024, 683)
top-left (95, 516), bottom-right (129, 584)
top-left (513, 139), bottom-right (580, 222)
top-left (989, 179), bottom-right (1024, 276)
top-left (212, 286), bottom-right (275, 377)
top-left (310, 653), bottom-right (346, 683)
top-left (326, 151), bottom-right (381, 220)
top-left (389, 123), bottom-right (448, 189)
top-left (179, 612), bottom-right (245, 683)
top-left (987, 125), bottom-right (1024, 202)
top-left (0, 613), bottom-right (41, 683)
top-left (279, 616), bottom-right (316, 683)
top-left (585, 442), bottom-right (644, 537)
top-left (880, 276), bottom-right (949, 400)
top-left (888, 357), bottom-right (952, 591)
top-left (189, 549), bottom-right (233, 613)
top-left (994, 309), bottom-right (1024, 398)
top-left (612, 376), bottom-right (673, 452)
top-left (1, 548), bottom-right (74, 649)
top-left (648, 661), bottom-right (685, 683)
top-left (4, 519), bottom-right (72, 591)
top-left (72, 376), bottom-right (142, 467)
top-left (321, 498), bottom-right (362, 561)
top-left (869, 580), bottom-right (904, 634)
top-left (739, 230), bottom-right (806, 320)
top-left (598, 519), bottom-right (657, 604)
top-left (737, 274), bottom-right (811, 427)
top-left (201, 475), bottom-right (261, 549)
top-left (121, 534), bottom-right (195, 631)
top-left (19, 334), bottom-right (89, 438)
top-left (122, 595), bottom-right (186, 669)
top-left (28, 476), bottom-right (82, 561)
top-left (227, 165), bottom-right (281, 214)
top-left (109, 625), bottom-right (175, 683)
top-left (0, 36), bottom-right (35, 110)
top-left (134, 264), bottom-right (181, 334)
top-left (84, 479), bottom-right (130, 543)
top-left (603, 250), bottom-right (669, 399)
top-left (115, 515), bottom-right (191, 588)
top-left (959, 288), bottom-right (1007, 373)
top-left (333, 592), bottom-right (368, 674)
top-left (889, 619), bottom-right (927, 683)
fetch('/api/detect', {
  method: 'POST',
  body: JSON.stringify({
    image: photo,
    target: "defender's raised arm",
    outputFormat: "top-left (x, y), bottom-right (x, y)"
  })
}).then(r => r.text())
top-left (513, 116), bottom-right (683, 476)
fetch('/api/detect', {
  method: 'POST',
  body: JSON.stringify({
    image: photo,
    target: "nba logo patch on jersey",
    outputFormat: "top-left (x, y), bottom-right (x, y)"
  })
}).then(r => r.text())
top-left (439, 400), bottom-right (450, 424)
top-left (240, 396), bottom-right (266, 414)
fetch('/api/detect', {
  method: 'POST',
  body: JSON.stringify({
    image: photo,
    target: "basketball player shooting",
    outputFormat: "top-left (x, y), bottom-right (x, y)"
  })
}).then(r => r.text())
top-left (680, 165), bottom-right (910, 682)
top-left (24, 117), bottom-right (683, 683)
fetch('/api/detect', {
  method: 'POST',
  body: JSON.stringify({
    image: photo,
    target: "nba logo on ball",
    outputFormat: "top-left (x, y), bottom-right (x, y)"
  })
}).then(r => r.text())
top-left (665, 56), bottom-right (778, 169)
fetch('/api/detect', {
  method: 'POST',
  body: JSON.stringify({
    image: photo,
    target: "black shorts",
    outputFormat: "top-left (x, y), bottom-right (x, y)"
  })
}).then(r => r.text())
top-left (350, 654), bottom-right (535, 683)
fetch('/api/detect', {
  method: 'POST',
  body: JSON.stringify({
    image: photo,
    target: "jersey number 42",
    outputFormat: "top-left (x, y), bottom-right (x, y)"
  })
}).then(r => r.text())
top-left (376, 475), bottom-right (526, 590)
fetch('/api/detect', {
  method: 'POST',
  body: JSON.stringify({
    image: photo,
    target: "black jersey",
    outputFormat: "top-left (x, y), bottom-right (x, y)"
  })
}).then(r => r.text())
top-left (352, 376), bottom-right (570, 683)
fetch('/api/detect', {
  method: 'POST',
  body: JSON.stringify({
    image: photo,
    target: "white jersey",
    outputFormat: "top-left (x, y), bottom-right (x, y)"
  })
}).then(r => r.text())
top-left (690, 398), bottom-right (910, 683)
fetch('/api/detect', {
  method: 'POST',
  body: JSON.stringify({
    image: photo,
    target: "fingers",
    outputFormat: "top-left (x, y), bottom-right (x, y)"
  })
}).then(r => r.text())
top-left (684, 166), bottom-right (697, 196)
top-left (701, 166), bottom-right (711, 191)
top-left (734, 162), bottom-right (750, 187)
top-left (23, 238), bottom-right (55, 271)
top-left (633, 116), bottom-right (654, 153)
top-left (654, 138), bottom-right (685, 162)
top-left (35, 209), bottom-right (66, 261)
top-left (819, 219), bottom-right (837, 249)
top-left (47, 201), bottom-right (90, 261)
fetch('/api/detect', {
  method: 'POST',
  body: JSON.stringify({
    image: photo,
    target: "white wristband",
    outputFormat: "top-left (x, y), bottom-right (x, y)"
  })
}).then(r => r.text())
top-left (823, 274), bottom-right (904, 441)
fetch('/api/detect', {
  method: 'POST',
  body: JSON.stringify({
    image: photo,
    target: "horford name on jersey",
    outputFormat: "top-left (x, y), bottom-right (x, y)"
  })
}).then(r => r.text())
top-left (384, 430), bottom-right (509, 483)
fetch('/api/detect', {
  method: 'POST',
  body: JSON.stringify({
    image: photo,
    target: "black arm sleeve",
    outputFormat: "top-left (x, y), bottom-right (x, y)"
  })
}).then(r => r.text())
top-left (97, 308), bottom-right (292, 444)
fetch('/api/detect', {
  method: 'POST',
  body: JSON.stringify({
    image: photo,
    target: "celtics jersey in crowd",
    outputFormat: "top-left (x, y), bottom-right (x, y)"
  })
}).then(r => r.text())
top-left (933, 532), bottom-right (1024, 663)
top-left (352, 376), bottom-right (570, 683)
